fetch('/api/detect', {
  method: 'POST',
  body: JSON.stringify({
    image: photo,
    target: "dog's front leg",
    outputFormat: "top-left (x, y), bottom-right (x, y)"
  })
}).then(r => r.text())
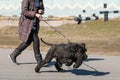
top-left (73, 60), bottom-right (82, 68)
top-left (65, 59), bottom-right (73, 66)
top-left (55, 61), bottom-right (65, 72)
top-left (73, 54), bottom-right (83, 68)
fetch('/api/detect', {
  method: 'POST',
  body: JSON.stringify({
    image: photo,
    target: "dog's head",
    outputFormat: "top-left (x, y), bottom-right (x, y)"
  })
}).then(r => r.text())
top-left (70, 43), bottom-right (88, 68)
top-left (66, 42), bottom-right (87, 60)
top-left (65, 42), bottom-right (88, 68)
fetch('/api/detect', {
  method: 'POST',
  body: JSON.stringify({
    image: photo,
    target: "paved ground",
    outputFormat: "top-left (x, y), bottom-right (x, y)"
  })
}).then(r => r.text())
top-left (0, 48), bottom-right (120, 80)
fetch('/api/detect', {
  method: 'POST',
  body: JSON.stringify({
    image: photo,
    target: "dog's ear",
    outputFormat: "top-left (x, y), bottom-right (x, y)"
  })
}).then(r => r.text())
top-left (80, 43), bottom-right (86, 48)
top-left (79, 43), bottom-right (87, 52)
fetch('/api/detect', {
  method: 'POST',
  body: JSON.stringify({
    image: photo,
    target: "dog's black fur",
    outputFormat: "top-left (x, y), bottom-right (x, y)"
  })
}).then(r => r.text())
top-left (35, 38), bottom-right (88, 73)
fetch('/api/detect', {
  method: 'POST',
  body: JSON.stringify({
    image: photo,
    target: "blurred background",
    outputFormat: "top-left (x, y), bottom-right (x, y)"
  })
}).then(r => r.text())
top-left (0, 0), bottom-right (120, 18)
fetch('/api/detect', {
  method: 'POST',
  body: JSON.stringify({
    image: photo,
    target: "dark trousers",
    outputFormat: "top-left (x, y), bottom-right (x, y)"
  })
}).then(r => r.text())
top-left (17, 30), bottom-right (40, 55)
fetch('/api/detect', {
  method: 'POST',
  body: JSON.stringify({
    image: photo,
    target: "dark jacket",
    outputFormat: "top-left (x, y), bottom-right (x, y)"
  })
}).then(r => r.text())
top-left (18, 0), bottom-right (44, 42)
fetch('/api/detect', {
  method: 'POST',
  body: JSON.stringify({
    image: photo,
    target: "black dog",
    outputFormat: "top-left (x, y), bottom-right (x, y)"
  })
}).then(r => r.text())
top-left (35, 38), bottom-right (88, 73)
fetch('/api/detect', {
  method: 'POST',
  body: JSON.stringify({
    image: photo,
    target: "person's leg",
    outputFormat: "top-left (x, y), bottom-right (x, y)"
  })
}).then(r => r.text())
top-left (9, 32), bottom-right (33, 64)
top-left (17, 40), bottom-right (32, 52)
top-left (33, 31), bottom-right (42, 64)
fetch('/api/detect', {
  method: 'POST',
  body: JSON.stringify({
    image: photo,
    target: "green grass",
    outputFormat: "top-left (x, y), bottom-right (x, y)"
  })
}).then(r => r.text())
top-left (0, 19), bottom-right (120, 55)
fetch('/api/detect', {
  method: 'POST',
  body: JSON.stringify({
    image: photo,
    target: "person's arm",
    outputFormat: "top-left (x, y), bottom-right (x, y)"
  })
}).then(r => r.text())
top-left (40, 0), bottom-right (45, 11)
top-left (21, 0), bottom-right (36, 18)
top-left (38, 0), bottom-right (45, 15)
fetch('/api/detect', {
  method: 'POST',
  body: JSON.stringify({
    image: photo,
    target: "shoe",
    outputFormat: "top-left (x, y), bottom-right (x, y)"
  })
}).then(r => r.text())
top-left (9, 49), bottom-right (21, 65)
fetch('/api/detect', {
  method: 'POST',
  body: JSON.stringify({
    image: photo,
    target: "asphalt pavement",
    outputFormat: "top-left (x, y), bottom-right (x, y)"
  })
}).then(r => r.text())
top-left (0, 48), bottom-right (120, 80)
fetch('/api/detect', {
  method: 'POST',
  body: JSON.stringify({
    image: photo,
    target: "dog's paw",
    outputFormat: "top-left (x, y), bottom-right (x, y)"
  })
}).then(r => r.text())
top-left (73, 64), bottom-right (79, 68)
top-left (35, 70), bottom-right (40, 73)
top-left (35, 67), bottom-right (40, 73)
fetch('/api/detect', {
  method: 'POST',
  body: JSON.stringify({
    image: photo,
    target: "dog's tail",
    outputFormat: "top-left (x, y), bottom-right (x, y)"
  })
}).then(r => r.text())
top-left (41, 38), bottom-right (53, 46)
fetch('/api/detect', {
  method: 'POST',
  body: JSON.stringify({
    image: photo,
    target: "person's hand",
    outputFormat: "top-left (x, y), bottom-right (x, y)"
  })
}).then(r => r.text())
top-left (35, 13), bottom-right (42, 20)
top-left (38, 9), bottom-right (44, 15)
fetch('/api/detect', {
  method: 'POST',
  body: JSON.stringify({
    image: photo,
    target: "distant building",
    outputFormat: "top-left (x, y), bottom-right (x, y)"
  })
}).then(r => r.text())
top-left (0, 0), bottom-right (120, 18)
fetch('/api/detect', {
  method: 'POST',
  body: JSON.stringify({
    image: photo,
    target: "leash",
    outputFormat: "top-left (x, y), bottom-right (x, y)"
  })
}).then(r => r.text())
top-left (68, 62), bottom-right (97, 72)
top-left (43, 20), bottom-right (71, 43)
top-left (83, 62), bottom-right (97, 72)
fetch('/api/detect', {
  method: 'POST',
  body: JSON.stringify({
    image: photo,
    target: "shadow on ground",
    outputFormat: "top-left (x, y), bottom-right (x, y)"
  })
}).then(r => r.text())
top-left (83, 58), bottom-right (104, 62)
top-left (17, 62), bottom-right (36, 65)
top-left (40, 68), bottom-right (109, 76)
top-left (40, 57), bottom-right (109, 76)
top-left (66, 69), bottom-right (110, 76)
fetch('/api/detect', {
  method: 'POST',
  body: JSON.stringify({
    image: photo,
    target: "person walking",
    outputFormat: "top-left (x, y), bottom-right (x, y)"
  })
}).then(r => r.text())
top-left (9, 0), bottom-right (44, 65)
